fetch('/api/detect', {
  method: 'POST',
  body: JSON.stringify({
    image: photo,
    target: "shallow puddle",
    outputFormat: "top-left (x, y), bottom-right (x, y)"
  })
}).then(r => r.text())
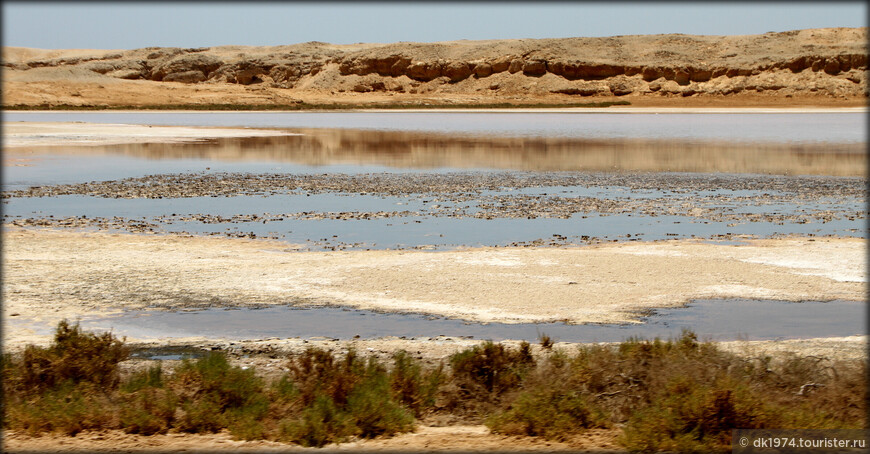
top-left (129, 346), bottom-right (207, 361)
top-left (61, 299), bottom-right (866, 343)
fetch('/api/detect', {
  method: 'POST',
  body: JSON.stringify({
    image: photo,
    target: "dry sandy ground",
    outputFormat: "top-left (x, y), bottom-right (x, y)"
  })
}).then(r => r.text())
top-left (1, 425), bottom-right (625, 453)
top-left (2, 76), bottom-right (865, 110)
top-left (3, 227), bottom-right (865, 349)
top-left (3, 28), bottom-right (867, 109)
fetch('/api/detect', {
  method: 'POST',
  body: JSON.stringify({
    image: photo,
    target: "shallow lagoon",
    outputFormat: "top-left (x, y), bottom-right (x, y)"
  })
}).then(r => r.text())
top-left (3, 111), bottom-right (866, 340)
top-left (5, 111), bottom-right (866, 143)
top-left (8, 299), bottom-right (864, 343)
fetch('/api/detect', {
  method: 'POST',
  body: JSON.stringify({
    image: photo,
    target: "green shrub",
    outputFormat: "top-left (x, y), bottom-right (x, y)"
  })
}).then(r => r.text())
top-left (487, 387), bottom-right (608, 440)
top-left (227, 392), bottom-right (271, 438)
top-left (227, 409), bottom-right (267, 441)
top-left (389, 350), bottom-right (444, 417)
top-left (804, 360), bottom-right (867, 428)
top-left (10, 320), bottom-right (128, 393)
top-left (621, 376), bottom-right (773, 453)
top-left (176, 396), bottom-right (227, 433)
top-left (2, 322), bottom-right (127, 435)
top-left (538, 333), bottom-right (554, 350)
top-left (2, 325), bottom-right (864, 447)
top-left (450, 341), bottom-right (534, 397)
top-left (119, 386), bottom-right (177, 435)
top-left (273, 374), bottom-right (300, 400)
top-left (171, 352), bottom-right (267, 433)
top-left (348, 359), bottom-right (415, 438)
top-left (5, 382), bottom-right (117, 436)
top-left (279, 394), bottom-right (355, 447)
top-left (289, 347), bottom-right (363, 407)
top-left (121, 364), bottom-right (164, 393)
top-left (174, 352), bottom-right (263, 408)
top-left (279, 348), bottom-right (418, 445)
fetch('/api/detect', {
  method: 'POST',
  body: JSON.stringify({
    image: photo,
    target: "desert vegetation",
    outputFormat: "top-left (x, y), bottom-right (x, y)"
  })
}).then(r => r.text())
top-left (2, 322), bottom-right (865, 452)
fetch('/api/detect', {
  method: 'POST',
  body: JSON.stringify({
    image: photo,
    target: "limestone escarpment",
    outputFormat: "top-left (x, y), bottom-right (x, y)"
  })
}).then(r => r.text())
top-left (3, 28), bottom-right (866, 105)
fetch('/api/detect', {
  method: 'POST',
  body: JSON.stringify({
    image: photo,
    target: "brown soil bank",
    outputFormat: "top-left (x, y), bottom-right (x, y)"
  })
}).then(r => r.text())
top-left (2, 27), bottom-right (867, 108)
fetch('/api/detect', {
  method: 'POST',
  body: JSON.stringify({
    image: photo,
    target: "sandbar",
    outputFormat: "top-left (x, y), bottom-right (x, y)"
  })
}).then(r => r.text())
top-left (2, 121), bottom-right (297, 148)
top-left (3, 228), bottom-right (864, 346)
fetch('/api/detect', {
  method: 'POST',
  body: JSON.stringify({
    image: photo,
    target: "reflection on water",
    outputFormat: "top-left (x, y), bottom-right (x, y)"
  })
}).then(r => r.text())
top-left (3, 113), bottom-right (866, 342)
top-left (5, 111), bottom-right (866, 143)
top-left (6, 128), bottom-right (867, 176)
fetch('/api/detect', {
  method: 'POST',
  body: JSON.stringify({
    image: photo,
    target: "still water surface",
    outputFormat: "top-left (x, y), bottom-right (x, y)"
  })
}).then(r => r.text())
top-left (26, 298), bottom-right (861, 343)
top-left (5, 111), bottom-right (866, 142)
top-left (4, 112), bottom-right (865, 340)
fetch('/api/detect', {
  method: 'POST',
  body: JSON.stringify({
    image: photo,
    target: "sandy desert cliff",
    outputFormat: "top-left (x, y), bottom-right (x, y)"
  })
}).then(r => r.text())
top-left (2, 27), bottom-right (867, 107)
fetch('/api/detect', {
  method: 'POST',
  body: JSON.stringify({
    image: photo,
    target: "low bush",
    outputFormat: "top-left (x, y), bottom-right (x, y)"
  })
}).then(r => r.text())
top-left (176, 395), bottom-right (227, 433)
top-left (389, 350), bottom-right (444, 417)
top-left (279, 348), bottom-right (417, 446)
top-left (120, 363), bottom-right (164, 393)
top-left (119, 386), bottom-right (177, 435)
top-left (7, 320), bottom-right (128, 394)
top-left (538, 333), bottom-right (554, 350)
top-left (450, 341), bottom-right (534, 397)
top-left (2, 321), bottom-right (129, 435)
top-left (2, 324), bottom-right (865, 450)
top-left (347, 360), bottom-right (415, 438)
top-left (487, 387), bottom-right (608, 440)
top-left (278, 394), bottom-right (355, 447)
top-left (5, 382), bottom-right (117, 436)
top-left (288, 347), bottom-right (362, 407)
top-left (171, 352), bottom-right (268, 434)
top-left (620, 376), bottom-right (773, 453)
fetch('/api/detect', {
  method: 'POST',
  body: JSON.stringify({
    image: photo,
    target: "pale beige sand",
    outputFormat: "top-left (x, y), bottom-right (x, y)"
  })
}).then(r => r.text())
top-left (3, 28), bottom-right (867, 110)
top-left (3, 228), bottom-right (864, 347)
top-left (2, 424), bottom-right (623, 452)
top-left (2, 121), bottom-right (297, 148)
top-left (3, 227), bottom-right (864, 451)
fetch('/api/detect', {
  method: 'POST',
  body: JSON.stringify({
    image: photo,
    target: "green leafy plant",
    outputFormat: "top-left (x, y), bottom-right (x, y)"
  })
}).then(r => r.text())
top-left (9, 320), bottom-right (128, 393)
top-left (488, 387), bottom-right (608, 440)
top-left (389, 350), bottom-right (444, 417)
top-left (171, 352), bottom-right (267, 433)
top-left (450, 341), bottom-right (534, 396)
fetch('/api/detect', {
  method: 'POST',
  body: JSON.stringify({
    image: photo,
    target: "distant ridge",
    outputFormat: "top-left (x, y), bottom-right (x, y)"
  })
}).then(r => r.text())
top-left (3, 27), bottom-right (866, 107)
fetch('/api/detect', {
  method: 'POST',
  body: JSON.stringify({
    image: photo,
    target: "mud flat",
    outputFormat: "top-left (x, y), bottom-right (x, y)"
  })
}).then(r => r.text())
top-left (3, 227), bottom-right (864, 344)
top-left (3, 121), bottom-right (295, 147)
top-left (3, 227), bottom-right (866, 452)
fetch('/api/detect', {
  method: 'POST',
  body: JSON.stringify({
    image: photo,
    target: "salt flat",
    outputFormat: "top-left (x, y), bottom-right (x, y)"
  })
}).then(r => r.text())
top-left (3, 121), bottom-right (295, 148)
top-left (4, 228), bottom-right (864, 346)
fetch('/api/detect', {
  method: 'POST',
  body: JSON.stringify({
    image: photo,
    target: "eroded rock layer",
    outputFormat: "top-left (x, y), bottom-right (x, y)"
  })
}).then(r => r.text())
top-left (3, 28), bottom-right (866, 105)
